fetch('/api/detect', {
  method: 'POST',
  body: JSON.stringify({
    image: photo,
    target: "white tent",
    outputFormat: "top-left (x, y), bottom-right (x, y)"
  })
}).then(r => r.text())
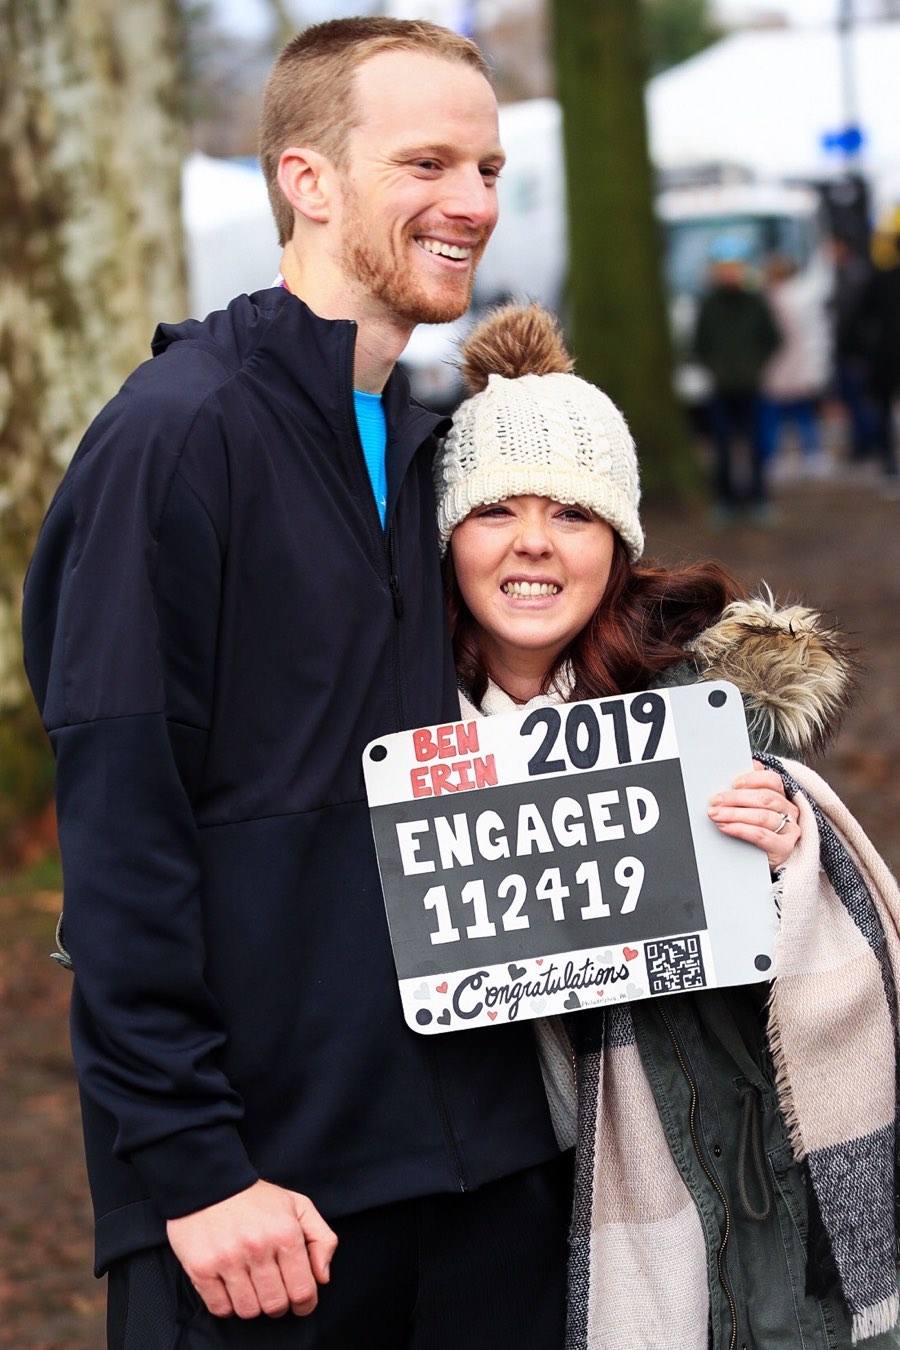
top-left (646, 22), bottom-right (900, 209)
top-left (475, 98), bottom-right (567, 309)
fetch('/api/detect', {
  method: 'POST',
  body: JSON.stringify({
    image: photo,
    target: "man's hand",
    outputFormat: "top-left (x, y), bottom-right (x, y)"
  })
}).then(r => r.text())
top-left (166, 1179), bottom-right (338, 1319)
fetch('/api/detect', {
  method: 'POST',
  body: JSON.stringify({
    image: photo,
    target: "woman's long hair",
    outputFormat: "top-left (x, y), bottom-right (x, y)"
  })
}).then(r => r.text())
top-left (445, 534), bottom-right (746, 707)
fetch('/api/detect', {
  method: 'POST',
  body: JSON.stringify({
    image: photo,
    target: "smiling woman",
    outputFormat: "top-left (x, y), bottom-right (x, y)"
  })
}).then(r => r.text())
top-left (427, 301), bottom-right (900, 1350)
top-left (450, 497), bottom-right (616, 700)
top-left (435, 304), bottom-right (738, 716)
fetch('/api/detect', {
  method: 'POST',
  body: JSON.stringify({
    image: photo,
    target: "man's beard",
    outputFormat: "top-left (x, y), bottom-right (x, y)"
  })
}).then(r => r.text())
top-left (341, 193), bottom-right (485, 326)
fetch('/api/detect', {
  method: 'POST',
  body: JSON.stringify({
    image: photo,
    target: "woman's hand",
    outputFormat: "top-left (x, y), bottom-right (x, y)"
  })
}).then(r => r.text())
top-left (708, 760), bottom-right (800, 871)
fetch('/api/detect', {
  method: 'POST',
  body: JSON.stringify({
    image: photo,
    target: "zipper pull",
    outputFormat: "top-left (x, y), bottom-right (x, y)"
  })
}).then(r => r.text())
top-left (390, 573), bottom-right (403, 618)
top-left (387, 525), bottom-right (403, 617)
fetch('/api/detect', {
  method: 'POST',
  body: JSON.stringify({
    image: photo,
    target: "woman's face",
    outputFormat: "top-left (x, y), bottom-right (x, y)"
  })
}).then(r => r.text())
top-left (450, 495), bottom-right (616, 691)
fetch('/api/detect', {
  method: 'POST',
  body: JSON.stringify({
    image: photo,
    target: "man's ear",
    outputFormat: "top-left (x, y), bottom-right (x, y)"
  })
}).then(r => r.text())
top-left (276, 147), bottom-right (334, 225)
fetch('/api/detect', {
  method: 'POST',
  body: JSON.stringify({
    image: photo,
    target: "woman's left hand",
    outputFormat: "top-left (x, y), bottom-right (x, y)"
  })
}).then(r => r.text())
top-left (708, 760), bottom-right (801, 871)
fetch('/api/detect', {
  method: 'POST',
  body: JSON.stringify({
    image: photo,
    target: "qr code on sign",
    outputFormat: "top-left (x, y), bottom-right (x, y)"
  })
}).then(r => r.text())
top-left (645, 935), bottom-right (707, 994)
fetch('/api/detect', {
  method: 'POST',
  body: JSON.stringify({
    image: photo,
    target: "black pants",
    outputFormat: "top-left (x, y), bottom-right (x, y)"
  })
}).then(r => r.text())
top-left (708, 389), bottom-right (767, 506)
top-left (107, 1155), bottom-right (572, 1350)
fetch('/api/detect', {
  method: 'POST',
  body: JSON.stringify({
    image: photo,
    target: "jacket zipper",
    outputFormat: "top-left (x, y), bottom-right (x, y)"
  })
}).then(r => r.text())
top-left (386, 521), bottom-right (467, 1193)
top-left (341, 337), bottom-right (405, 725)
top-left (387, 525), bottom-right (403, 618)
top-left (659, 1003), bottom-right (738, 1350)
top-left (388, 528), bottom-right (467, 1195)
top-left (385, 523), bottom-right (404, 737)
top-left (341, 324), bottom-right (391, 556)
top-left (426, 1049), bottom-right (468, 1192)
top-left (344, 348), bottom-right (468, 1193)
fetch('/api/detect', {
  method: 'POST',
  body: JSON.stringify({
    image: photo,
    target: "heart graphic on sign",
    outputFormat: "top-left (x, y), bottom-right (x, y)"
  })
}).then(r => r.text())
top-left (436, 982), bottom-right (448, 994)
top-left (414, 981), bottom-right (430, 999)
top-left (487, 1011), bottom-right (498, 1021)
top-left (596, 989), bottom-right (605, 997)
top-left (508, 963), bottom-right (527, 981)
top-left (535, 958), bottom-right (544, 966)
top-left (438, 1009), bottom-right (451, 1025)
top-left (623, 947), bottom-right (639, 961)
top-left (565, 992), bottom-right (581, 1010)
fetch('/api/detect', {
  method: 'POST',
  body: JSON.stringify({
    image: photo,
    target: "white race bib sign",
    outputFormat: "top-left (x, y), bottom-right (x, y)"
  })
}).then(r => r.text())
top-left (363, 681), bottom-right (777, 1035)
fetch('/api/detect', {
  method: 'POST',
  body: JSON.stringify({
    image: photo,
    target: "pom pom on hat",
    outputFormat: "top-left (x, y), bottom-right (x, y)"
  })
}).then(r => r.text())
top-left (434, 303), bottom-right (644, 561)
top-left (459, 301), bottom-right (574, 389)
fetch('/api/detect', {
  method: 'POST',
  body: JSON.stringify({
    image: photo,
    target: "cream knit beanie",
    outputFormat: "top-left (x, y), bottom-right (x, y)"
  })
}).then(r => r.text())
top-left (434, 304), bottom-right (644, 561)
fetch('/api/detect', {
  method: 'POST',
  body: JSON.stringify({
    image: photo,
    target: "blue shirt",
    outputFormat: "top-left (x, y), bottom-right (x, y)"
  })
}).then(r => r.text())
top-left (354, 390), bottom-right (388, 529)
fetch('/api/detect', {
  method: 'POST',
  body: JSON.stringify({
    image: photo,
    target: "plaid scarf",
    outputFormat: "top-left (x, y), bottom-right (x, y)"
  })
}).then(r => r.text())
top-left (567, 755), bottom-right (900, 1348)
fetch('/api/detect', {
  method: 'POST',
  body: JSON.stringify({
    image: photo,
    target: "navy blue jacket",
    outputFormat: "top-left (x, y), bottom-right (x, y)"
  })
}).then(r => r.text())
top-left (22, 290), bottom-right (558, 1273)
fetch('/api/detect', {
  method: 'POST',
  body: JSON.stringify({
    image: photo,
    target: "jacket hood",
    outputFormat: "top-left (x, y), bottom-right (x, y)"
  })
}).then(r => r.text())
top-left (150, 289), bottom-right (290, 363)
top-left (687, 592), bottom-right (857, 758)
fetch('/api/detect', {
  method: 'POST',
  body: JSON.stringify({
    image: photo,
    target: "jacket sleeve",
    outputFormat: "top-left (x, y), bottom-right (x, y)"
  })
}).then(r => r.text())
top-left (22, 391), bottom-right (259, 1221)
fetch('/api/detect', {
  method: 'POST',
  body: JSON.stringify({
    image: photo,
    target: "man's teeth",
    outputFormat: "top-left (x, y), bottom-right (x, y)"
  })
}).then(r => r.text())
top-left (502, 581), bottom-right (559, 597)
top-left (418, 239), bottom-right (472, 259)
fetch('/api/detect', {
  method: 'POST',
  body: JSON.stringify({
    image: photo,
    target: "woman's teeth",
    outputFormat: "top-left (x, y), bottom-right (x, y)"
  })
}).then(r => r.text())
top-left (502, 581), bottom-right (559, 597)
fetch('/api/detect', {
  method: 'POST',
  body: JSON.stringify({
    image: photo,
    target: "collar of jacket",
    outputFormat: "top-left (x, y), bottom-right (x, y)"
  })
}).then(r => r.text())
top-left (150, 288), bottom-right (451, 506)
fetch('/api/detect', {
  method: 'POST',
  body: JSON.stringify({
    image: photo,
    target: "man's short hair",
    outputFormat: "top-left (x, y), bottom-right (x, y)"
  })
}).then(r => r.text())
top-left (259, 17), bottom-right (493, 247)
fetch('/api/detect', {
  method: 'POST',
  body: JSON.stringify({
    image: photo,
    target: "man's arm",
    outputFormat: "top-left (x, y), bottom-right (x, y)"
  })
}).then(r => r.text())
top-left (23, 404), bottom-right (340, 1308)
top-left (31, 463), bottom-right (258, 1217)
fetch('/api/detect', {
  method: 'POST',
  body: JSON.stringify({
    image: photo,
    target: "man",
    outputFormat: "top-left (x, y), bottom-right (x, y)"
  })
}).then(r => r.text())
top-left (22, 19), bottom-right (568, 1349)
top-left (826, 233), bottom-right (880, 464)
top-left (857, 214), bottom-right (900, 482)
top-left (693, 235), bottom-right (782, 526)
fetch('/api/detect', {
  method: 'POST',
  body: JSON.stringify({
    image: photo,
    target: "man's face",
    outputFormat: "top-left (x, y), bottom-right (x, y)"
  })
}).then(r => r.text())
top-left (334, 50), bottom-right (504, 327)
top-left (712, 259), bottom-right (746, 289)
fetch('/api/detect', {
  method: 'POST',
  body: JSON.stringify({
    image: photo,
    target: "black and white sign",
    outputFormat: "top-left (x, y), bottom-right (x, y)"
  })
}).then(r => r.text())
top-left (363, 681), bottom-right (777, 1034)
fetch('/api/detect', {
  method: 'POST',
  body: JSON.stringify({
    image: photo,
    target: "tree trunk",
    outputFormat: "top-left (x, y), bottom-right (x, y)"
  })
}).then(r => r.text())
top-left (550, 0), bottom-right (697, 498)
top-left (0, 0), bottom-right (188, 705)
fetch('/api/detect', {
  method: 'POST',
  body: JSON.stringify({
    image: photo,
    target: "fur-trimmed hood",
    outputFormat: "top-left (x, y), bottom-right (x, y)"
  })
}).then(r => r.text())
top-left (686, 592), bottom-right (857, 759)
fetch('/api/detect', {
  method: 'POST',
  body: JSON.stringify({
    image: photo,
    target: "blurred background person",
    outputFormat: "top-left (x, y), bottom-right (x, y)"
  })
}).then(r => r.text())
top-left (759, 253), bottom-right (832, 479)
top-left (693, 235), bottom-right (782, 527)
top-left (857, 210), bottom-right (900, 485)
top-left (826, 233), bottom-right (881, 465)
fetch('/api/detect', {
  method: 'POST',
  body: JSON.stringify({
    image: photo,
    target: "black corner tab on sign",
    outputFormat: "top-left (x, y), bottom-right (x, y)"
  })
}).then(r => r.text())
top-left (708, 688), bottom-right (728, 709)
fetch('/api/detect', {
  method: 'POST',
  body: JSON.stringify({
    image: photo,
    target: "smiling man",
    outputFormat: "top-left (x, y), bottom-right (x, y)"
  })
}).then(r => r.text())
top-left (22, 16), bottom-right (570, 1350)
top-left (282, 55), bottom-right (498, 331)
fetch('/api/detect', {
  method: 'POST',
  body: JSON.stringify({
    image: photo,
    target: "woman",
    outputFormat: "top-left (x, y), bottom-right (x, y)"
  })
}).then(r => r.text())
top-left (759, 252), bottom-right (830, 474)
top-left (433, 303), bottom-right (900, 1350)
